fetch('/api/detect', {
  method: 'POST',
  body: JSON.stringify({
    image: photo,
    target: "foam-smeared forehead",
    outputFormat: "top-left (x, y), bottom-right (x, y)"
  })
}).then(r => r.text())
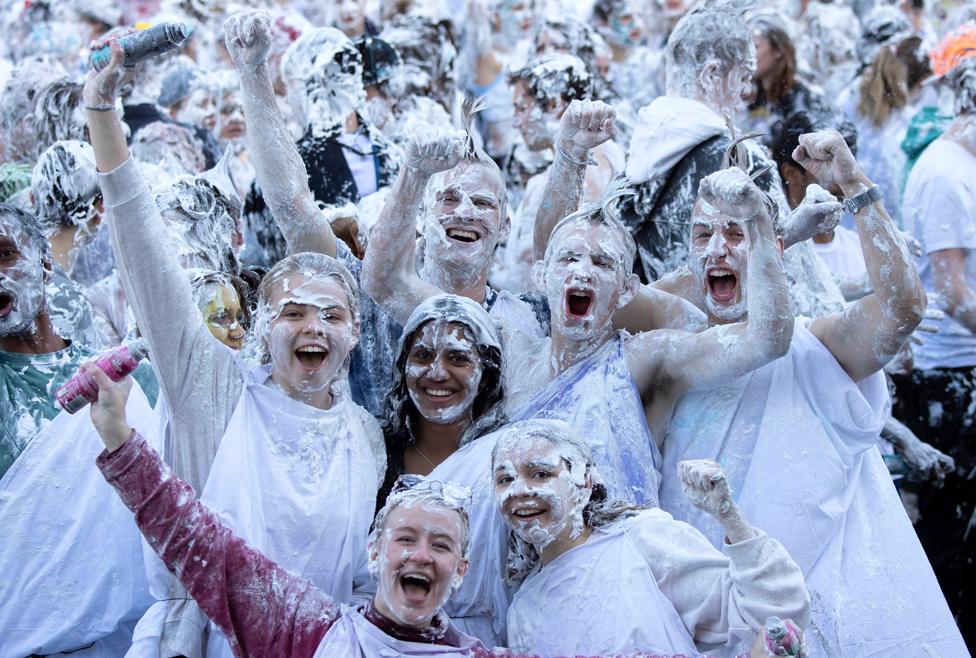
top-left (545, 216), bottom-right (633, 267)
top-left (427, 160), bottom-right (506, 207)
top-left (373, 485), bottom-right (472, 556)
top-left (401, 294), bottom-right (501, 352)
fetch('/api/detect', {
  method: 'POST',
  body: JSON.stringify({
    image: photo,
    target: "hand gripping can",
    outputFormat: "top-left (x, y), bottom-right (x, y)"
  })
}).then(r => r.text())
top-left (55, 338), bottom-right (151, 413)
top-left (89, 23), bottom-right (193, 71)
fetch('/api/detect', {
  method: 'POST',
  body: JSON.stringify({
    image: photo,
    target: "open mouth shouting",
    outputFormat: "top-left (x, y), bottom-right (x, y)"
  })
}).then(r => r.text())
top-left (294, 344), bottom-right (329, 371)
top-left (0, 291), bottom-right (13, 318)
top-left (445, 227), bottom-right (482, 244)
top-left (564, 287), bottom-right (594, 319)
top-left (706, 266), bottom-right (739, 305)
top-left (398, 570), bottom-right (434, 605)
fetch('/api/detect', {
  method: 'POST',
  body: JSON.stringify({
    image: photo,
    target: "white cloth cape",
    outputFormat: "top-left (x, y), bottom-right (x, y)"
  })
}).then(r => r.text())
top-left (0, 384), bottom-right (155, 658)
top-left (507, 333), bottom-right (661, 506)
top-left (506, 513), bottom-right (699, 656)
top-left (312, 606), bottom-right (483, 657)
top-left (660, 319), bottom-right (967, 657)
top-left (427, 430), bottom-right (511, 647)
top-left (129, 360), bottom-right (385, 658)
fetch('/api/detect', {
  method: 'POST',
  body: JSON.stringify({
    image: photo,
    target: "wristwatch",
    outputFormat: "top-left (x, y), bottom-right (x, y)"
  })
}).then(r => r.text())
top-left (843, 184), bottom-right (883, 214)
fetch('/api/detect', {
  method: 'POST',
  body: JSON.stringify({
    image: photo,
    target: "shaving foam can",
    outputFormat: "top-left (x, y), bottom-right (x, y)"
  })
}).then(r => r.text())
top-left (90, 23), bottom-right (193, 71)
top-left (764, 616), bottom-right (808, 657)
top-left (56, 338), bottom-right (150, 413)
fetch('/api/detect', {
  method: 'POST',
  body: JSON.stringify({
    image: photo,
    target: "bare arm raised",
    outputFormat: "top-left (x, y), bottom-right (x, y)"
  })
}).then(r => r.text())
top-left (627, 168), bottom-right (793, 438)
top-left (533, 99), bottom-right (617, 261)
top-left (627, 167), bottom-right (793, 407)
top-left (361, 129), bottom-right (467, 324)
top-left (803, 131), bottom-right (926, 381)
top-left (224, 10), bottom-right (336, 257)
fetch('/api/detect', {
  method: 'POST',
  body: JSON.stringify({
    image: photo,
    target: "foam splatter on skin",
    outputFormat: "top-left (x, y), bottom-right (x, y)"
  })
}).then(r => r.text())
top-left (405, 322), bottom-right (484, 425)
top-left (0, 218), bottom-right (46, 338)
top-left (688, 201), bottom-right (751, 323)
top-left (192, 277), bottom-right (246, 350)
top-left (367, 490), bottom-right (470, 637)
top-left (420, 162), bottom-right (509, 296)
top-left (492, 433), bottom-right (592, 554)
top-left (538, 218), bottom-right (635, 372)
top-left (254, 275), bottom-right (360, 402)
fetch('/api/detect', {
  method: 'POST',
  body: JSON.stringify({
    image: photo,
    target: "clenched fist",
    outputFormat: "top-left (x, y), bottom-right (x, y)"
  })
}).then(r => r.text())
top-left (224, 11), bottom-right (274, 73)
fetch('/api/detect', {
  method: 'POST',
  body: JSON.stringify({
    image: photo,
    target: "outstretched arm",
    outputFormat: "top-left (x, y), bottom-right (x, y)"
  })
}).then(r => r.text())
top-left (88, 370), bottom-right (337, 657)
top-left (224, 10), bottom-right (336, 257)
top-left (85, 41), bottom-right (231, 419)
top-left (803, 131), bottom-right (926, 381)
top-left (532, 99), bottom-right (617, 261)
top-left (361, 129), bottom-right (466, 324)
top-left (628, 168), bottom-right (793, 396)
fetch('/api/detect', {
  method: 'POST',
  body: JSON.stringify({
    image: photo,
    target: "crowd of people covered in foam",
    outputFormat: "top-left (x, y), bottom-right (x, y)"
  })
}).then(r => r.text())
top-left (1, 0), bottom-right (975, 656)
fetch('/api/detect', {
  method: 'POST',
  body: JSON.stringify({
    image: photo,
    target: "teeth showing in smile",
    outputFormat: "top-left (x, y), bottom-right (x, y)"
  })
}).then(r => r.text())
top-left (446, 228), bottom-right (479, 242)
top-left (709, 268), bottom-right (734, 278)
top-left (425, 389), bottom-right (454, 398)
top-left (512, 506), bottom-right (544, 518)
top-left (295, 345), bottom-right (327, 369)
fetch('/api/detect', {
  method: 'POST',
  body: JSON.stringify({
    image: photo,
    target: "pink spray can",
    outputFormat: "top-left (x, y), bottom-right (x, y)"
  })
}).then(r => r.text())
top-left (55, 338), bottom-right (151, 414)
top-left (763, 617), bottom-right (808, 657)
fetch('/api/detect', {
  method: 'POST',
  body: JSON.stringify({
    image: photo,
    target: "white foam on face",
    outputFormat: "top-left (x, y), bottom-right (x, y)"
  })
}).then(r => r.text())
top-left (255, 274), bottom-right (358, 398)
top-left (493, 436), bottom-right (591, 552)
top-left (405, 321), bottom-right (484, 425)
top-left (0, 219), bottom-right (45, 338)
top-left (689, 204), bottom-right (751, 323)
top-left (370, 498), bottom-right (466, 634)
top-left (420, 164), bottom-right (507, 292)
top-left (541, 221), bottom-right (631, 365)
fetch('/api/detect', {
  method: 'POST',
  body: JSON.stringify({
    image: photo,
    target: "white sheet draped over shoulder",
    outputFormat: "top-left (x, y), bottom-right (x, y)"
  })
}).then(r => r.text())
top-left (201, 360), bottom-right (386, 658)
top-left (313, 607), bottom-right (484, 657)
top-left (507, 333), bottom-right (661, 506)
top-left (427, 430), bottom-right (511, 647)
top-left (506, 509), bottom-right (808, 657)
top-left (0, 384), bottom-right (156, 658)
top-left (660, 318), bottom-right (967, 657)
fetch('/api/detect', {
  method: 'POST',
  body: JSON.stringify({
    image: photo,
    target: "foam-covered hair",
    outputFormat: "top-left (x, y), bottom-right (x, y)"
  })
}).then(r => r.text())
top-left (544, 176), bottom-right (637, 267)
top-left (507, 54), bottom-right (592, 106)
top-left (665, 0), bottom-right (754, 97)
top-left (30, 140), bottom-right (100, 233)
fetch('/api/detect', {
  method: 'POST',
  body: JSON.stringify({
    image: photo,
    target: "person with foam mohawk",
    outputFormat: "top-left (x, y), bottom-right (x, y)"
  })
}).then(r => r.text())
top-left (84, 37), bottom-right (387, 658)
top-left (84, 367), bottom-right (807, 657)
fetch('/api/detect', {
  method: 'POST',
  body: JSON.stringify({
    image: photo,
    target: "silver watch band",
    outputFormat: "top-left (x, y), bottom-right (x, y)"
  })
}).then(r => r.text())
top-left (843, 184), bottom-right (883, 214)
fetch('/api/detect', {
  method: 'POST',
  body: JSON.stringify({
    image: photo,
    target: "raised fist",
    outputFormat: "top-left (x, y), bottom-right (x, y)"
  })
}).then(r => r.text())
top-left (558, 99), bottom-right (618, 155)
top-left (678, 459), bottom-right (735, 518)
top-left (404, 128), bottom-right (468, 177)
top-left (792, 130), bottom-right (864, 192)
top-left (698, 167), bottom-right (768, 221)
top-left (786, 183), bottom-right (843, 244)
top-left (83, 37), bottom-right (135, 109)
top-left (224, 11), bottom-right (273, 73)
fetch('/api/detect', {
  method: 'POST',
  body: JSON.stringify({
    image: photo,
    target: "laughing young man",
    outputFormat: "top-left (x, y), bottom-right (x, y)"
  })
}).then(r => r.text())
top-left (658, 130), bottom-right (966, 657)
